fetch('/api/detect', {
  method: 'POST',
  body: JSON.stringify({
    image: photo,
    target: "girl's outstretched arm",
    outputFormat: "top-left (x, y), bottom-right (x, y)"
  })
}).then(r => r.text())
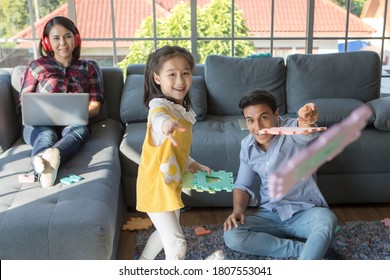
top-left (161, 119), bottom-right (186, 146)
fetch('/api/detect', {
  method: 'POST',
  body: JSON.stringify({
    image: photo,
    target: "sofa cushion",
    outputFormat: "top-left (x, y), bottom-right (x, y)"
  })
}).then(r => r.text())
top-left (120, 75), bottom-right (208, 123)
top-left (101, 67), bottom-right (124, 122)
top-left (11, 65), bottom-right (24, 100)
top-left (0, 118), bottom-right (124, 259)
top-left (306, 98), bottom-right (374, 127)
top-left (120, 75), bottom-right (148, 123)
top-left (367, 97), bottom-right (390, 131)
top-left (205, 55), bottom-right (286, 115)
top-left (286, 51), bottom-right (381, 113)
top-left (190, 76), bottom-right (208, 121)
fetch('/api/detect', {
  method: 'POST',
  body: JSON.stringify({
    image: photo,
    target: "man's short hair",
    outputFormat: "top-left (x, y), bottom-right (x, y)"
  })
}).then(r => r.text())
top-left (239, 89), bottom-right (278, 114)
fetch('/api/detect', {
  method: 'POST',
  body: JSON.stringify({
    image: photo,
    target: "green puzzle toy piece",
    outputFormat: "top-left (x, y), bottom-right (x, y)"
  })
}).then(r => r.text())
top-left (181, 171), bottom-right (195, 190)
top-left (181, 170), bottom-right (234, 194)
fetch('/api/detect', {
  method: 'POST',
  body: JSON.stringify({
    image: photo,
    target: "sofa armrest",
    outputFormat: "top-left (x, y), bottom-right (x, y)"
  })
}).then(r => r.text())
top-left (367, 97), bottom-right (390, 131)
top-left (0, 73), bottom-right (20, 154)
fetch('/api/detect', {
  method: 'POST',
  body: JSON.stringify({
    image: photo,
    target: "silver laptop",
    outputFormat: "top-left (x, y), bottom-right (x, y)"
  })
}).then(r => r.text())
top-left (21, 92), bottom-right (89, 126)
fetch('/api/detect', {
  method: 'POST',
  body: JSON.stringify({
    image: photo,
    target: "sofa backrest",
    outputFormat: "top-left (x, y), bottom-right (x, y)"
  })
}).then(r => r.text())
top-left (286, 51), bottom-right (381, 110)
top-left (286, 51), bottom-right (381, 126)
top-left (204, 55), bottom-right (286, 115)
top-left (125, 63), bottom-right (205, 76)
top-left (121, 64), bottom-right (207, 124)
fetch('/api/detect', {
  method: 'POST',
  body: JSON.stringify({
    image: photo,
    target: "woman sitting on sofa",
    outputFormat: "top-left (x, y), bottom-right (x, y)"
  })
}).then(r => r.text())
top-left (20, 16), bottom-right (104, 188)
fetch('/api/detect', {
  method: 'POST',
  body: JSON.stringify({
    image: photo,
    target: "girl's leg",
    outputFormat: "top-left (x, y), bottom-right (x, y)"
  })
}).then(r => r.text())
top-left (223, 208), bottom-right (303, 258)
top-left (286, 207), bottom-right (337, 260)
top-left (138, 230), bottom-right (163, 260)
top-left (54, 125), bottom-right (89, 162)
top-left (144, 210), bottom-right (186, 260)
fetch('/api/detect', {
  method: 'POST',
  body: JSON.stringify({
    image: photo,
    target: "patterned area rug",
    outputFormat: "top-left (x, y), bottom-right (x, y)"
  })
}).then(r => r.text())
top-left (133, 220), bottom-right (390, 260)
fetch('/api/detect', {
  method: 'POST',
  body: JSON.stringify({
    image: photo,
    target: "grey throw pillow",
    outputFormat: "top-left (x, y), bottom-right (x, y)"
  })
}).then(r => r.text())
top-left (11, 65), bottom-right (24, 102)
top-left (205, 55), bottom-right (286, 115)
top-left (190, 76), bottom-right (208, 121)
top-left (120, 75), bottom-right (148, 123)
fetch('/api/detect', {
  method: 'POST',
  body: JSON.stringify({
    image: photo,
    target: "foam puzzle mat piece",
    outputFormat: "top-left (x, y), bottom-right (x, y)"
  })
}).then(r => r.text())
top-left (122, 217), bottom-right (153, 231)
top-left (181, 171), bottom-right (195, 190)
top-left (381, 218), bottom-right (390, 228)
top-left (259, 126), bottom-right (327, 135)
top-left (181, 170), bottom-right (234, 194)
top-left (194, 226), bottom-right (211, 236)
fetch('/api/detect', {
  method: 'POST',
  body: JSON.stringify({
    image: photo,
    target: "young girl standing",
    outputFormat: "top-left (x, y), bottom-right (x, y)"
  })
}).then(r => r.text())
top-left (136, 46), bottom-right (210, 260)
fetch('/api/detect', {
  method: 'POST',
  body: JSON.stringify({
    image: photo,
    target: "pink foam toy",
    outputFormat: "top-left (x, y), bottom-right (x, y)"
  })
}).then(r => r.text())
top-left (382, 218), bottom-right (390, 228)
top-left (259, 126), bottom-right (327, 135)
top-left (268, 104), bottom-right (373, 199)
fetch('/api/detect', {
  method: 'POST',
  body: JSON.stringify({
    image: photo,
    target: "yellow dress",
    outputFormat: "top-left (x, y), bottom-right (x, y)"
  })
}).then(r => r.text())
top-left (136, 106), bottom-right (193, 212)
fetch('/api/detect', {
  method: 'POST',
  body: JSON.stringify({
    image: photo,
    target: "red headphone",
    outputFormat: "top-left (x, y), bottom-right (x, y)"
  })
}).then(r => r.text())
top-left (41, 16), bottom-right (81, 52)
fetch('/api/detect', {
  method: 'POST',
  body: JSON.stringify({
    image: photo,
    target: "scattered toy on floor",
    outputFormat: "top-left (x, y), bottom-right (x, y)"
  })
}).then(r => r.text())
top-left (194, 226), bottom-right (211, 236)
top-left (122, 217), bottom-right (153, 231)
top-left (381, 218), bottom-right (390, 228)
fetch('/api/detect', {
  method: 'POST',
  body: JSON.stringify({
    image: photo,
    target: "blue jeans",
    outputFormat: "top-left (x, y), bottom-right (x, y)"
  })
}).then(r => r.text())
top-left (23, 125), bottom-right (89, 164)
top-left (223, 207), bottom-right (337, 260)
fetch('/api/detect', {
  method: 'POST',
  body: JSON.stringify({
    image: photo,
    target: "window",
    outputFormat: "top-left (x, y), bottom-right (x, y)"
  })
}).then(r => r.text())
top-left (2, 0), bottom-right (390, 94)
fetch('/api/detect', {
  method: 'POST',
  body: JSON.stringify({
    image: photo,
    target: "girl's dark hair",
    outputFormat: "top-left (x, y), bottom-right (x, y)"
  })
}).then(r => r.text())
top-left (39, 16), bottom-right (81, 60)
top-left (239, 89), bottom-right (278, 114)
top-left (143, 45), bottom-right (195, 111)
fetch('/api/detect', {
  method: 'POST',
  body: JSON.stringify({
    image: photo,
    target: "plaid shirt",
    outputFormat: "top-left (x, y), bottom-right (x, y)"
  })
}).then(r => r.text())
top-left (20, 57), bottom-right (104, 102)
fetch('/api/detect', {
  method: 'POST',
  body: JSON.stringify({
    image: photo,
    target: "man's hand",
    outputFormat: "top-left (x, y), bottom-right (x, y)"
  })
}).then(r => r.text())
top-left (298, 102), bottom-right (318, 127)
top-left (223, 211), bottom-right (245, 231)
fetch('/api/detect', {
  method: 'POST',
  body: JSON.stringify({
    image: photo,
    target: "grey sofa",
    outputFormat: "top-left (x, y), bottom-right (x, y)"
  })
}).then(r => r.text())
top-left (119, 51), bottom-right (390, 208)
top-left (1, 51), bottom-right (389, 259)
top-left (0, 65), bottom-right (125, 259)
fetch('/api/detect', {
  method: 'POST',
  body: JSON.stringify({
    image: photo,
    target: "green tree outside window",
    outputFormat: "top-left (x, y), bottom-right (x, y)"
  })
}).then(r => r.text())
top-left (118, 0), bottom-right (256, 75)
